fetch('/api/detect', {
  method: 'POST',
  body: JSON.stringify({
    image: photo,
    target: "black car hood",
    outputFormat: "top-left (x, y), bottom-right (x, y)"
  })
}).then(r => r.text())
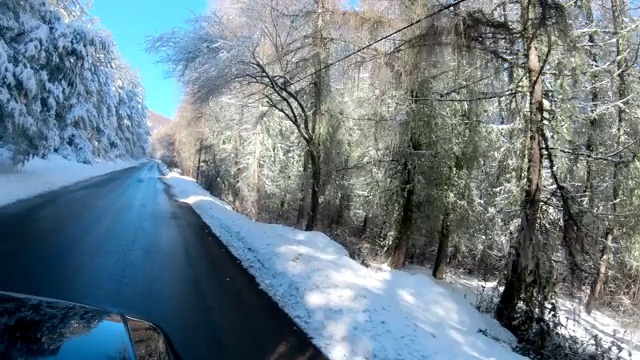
top-left (0, 292), bottom-right (170, 359)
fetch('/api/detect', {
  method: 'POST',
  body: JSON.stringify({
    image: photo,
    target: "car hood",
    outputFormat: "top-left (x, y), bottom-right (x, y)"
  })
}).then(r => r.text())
top-left (0, 292), bottom-right (170, 359)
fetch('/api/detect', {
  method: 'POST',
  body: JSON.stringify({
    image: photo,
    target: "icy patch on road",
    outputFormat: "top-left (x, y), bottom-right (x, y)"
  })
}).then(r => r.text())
top-left (161, 170), bottom-right (525, 360)
top-left (0, 154), bottom-right (144, 207)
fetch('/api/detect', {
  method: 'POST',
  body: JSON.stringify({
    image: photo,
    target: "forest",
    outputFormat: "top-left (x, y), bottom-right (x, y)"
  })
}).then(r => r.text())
top-left (0, 0), bottom-right (149, 165)
top-left (149, 0), bottom-right (640, 357)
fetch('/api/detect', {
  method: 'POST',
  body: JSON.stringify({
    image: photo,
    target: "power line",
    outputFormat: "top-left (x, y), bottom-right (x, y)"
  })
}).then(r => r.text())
top-left (290, 0), bottom-right (469, 86)
top-left (242, 0), bottom-right (470, 107)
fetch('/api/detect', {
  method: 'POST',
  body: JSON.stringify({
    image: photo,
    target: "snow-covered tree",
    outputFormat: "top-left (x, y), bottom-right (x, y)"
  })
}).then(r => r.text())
top-left (0, 0), bottom-right (149, 165)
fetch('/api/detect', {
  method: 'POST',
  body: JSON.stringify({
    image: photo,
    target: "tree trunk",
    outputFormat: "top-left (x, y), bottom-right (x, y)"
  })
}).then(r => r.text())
top-left (311, 0), bottom-right (326, 137)
top-left (252, 135), bottom-right (262, 220)
top-left (583, 85), bottom-right (597, 211)
top-left (497, 35), bottom-right (544, 327)
top-left (301, 0), bottom-right (326, 230)
top-left (277, 199), bottom-right (286, 220)
top-left (330, 157), bottom-right (350, 228)
top-left (561, 196), bottom-right (584, 280)
top-left (232, 131), bottom-right (242, 210)
top-left (585, 0), bottom-right (627, 314)
top-left (332, 192), bottom-right (346, 227)
top-left (433, 207), bottom-right (451, 280)
top-left (358, 213), bottom-right (368, 238)
top-left (195, 109), bottom-right (206, 184)
top-left (449, 243), bottom-right (461, 266)
top-left (387, 157), bottom-right (414, 269)
top-left (195, 135), bottom-right (203, 183)
top-left (585, 229), bottom-right (612, 314)
top-left (583, 0), bottom-right (599, 211)
top-left (296, 151), bottom-right (310, 225)
top-left (304, 149), bottom-right (321, 231)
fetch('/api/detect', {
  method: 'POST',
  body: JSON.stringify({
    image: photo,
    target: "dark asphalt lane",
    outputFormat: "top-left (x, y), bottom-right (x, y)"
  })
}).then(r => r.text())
top-left (0, 162), bottom-right (326, 360)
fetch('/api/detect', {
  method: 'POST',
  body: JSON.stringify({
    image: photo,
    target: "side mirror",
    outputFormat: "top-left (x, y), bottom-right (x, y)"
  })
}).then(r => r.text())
top-left (124, 316), bottom-right (172, 360)
top-left (0, 291), bottom-right (175, 359)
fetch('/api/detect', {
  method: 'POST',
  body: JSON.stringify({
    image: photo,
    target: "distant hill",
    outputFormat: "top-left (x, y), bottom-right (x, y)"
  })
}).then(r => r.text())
top-left (147, 110), bottom-right (172, 135)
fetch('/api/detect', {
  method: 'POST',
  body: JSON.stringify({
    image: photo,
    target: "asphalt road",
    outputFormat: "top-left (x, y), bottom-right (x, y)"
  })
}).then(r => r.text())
top-left (0, 162), bottom-right (326, 360)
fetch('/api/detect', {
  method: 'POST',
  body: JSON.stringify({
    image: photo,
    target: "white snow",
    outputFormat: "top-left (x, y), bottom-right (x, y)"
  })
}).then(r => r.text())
top-left (0, 153), bottom-right (144, 207)
top-left (161, 168), bottom-right (526, 360)
top-left (406, 266), bottom-right (638, 360)
top-left (555, 298), bottom-right (637, 359)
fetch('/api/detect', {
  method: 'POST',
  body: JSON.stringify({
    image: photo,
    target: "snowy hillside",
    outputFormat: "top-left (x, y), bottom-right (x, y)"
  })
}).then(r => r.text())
top-left (0, 0), bottom-right (149, 166)
top-left (418, 267), bottom-right (639, 360)
top-left (147, 110), bottom-right (172, 135)
top-left (161, 167), bottom-right (525, 360)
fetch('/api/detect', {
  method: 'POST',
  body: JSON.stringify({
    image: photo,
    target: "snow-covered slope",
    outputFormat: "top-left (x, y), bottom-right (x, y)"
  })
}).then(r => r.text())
top-left (0, 0), bottom-right (149, 163)
top-left (0, 154), bottom-right (144, 207)
top-left (161, 170), bottom-right (525, 360)
top-left (147, 110), bottom-right (172, 135)
top-left (417, 267), bottom-right (638, 360)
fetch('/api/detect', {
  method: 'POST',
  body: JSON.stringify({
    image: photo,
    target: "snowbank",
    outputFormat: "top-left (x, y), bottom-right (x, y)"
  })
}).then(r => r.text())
top-left (0, 154), bottom-right (144, 207)
top-left (162, 170), bottom-right (525, 360)
top-left (418, 267), bottom-right (638, 359)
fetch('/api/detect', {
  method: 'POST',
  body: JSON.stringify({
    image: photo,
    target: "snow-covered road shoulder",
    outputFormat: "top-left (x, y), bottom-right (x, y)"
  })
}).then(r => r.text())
top-left (0, 154), bottom-right (144, 207)
top-left (161, 170), bottom-right (526, 360)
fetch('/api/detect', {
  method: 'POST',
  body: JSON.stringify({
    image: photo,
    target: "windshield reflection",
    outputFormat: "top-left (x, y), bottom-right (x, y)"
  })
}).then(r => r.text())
top-left (48, 320), bottom-right (134, 359)
top-left (0, 292), bottom-right (134, 359)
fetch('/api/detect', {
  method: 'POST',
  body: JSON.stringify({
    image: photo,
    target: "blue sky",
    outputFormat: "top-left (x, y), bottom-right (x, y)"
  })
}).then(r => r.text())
top-left (91, 0), bottom-right (207, 119)
top-left (90, 0), bottom-right (360, 119)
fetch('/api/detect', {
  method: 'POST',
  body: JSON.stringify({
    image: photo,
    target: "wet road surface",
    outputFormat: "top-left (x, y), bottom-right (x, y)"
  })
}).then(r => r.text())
top-left (0, 162), bottom-right (326, 360)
